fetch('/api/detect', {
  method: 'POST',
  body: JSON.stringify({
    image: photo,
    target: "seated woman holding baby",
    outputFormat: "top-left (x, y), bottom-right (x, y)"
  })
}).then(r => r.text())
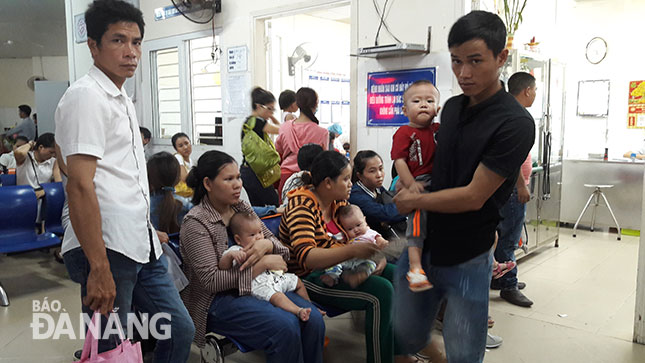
top-left (179, 150), bottom-right (324, 363)
top-left (279, 150), bottom-right (416, 363)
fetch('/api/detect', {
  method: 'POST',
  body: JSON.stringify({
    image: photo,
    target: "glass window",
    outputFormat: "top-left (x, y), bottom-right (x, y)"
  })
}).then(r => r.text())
top-left (152, 47), bottom-right (180, 139)
top-left (148, 34), bottom-right (222, 145)
top-left (189, 36), bottom-right (223, 146)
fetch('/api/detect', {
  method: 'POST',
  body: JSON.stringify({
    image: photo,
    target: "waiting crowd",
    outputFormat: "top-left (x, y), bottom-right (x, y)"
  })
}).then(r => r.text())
top-left (0, 1), bottom-right (538, 363)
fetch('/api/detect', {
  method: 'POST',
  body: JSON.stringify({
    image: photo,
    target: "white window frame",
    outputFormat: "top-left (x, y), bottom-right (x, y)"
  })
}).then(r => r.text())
top-left (141, 29), bottom-right (221, 146)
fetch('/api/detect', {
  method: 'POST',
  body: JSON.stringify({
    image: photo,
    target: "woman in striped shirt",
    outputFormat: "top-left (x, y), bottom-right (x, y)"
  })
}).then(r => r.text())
top-left (279, 151), bottom-right (406, 363)
top-left (180, 150), bottom-right (325, 363)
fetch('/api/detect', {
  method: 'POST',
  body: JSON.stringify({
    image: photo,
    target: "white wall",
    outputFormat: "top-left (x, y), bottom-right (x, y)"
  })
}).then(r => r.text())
top-left (137, 0), bottom-right (354, 163)
top-left (0, 56), bottom-right (69, 129)
top-left (267, 13), bottom-right (350, 134)
top-left (469, 0), bottom-right (645, 160)
top-left (352, 0), bottom-right (467, 186)
top-left (267, 13), bottom-right (350, 92)
top-left (63, 0), bottom-right (468, 167)
top-left (551, 0), bottom-right (645, 159)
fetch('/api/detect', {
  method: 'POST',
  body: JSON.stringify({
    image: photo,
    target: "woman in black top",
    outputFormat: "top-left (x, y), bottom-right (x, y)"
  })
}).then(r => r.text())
top-left (241, 87), bottom-right (281, 206)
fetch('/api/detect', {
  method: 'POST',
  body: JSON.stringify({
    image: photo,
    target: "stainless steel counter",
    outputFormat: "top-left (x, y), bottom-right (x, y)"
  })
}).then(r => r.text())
top-left (561, 159), bottom-right (644, 230)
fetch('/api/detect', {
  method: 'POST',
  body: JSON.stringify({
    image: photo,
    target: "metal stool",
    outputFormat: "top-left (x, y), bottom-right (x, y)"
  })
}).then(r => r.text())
top-left (572, 184), bottom-right (621, 240)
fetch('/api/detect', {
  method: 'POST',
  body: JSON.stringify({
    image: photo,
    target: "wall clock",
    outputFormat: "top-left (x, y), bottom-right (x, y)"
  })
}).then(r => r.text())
top-left (586, 37), bottom-right (607, 64)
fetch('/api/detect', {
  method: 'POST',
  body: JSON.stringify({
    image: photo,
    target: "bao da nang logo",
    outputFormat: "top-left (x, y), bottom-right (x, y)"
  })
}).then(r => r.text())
top-left (30, 298), bottom-right (171, 340)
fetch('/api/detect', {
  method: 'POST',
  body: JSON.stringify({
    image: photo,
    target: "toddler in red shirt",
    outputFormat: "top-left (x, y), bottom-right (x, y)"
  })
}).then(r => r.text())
top-left (391, 80), bottom-right (440, 291)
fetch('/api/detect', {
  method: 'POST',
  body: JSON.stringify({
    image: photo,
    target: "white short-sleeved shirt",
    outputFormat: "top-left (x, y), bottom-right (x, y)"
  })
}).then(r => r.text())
top-left (174, 153), bottom-right (193, 171)
top-left (55, 65), bottom-right (161, 263)
top-left (0, 151), bottom-right (17, 170)
top-left (16, 151), bottom-right (55, 188)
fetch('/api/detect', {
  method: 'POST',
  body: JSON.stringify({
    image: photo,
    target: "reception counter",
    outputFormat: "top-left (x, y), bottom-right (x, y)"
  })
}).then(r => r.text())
top-left (561, 159), bottom-right (644, 230)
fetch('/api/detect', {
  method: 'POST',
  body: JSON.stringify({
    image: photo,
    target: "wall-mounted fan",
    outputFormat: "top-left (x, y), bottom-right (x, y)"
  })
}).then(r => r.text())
top-left (288, 43), bottom-right (318, 76)
top-left (171, 0), bottom-right (221, 24)
top-left (27, 75), bottom-right (47, 91)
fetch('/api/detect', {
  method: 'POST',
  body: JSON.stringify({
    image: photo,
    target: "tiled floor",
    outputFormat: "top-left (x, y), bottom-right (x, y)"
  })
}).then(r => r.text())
top-left (1, 228), bottom-right (644, 362)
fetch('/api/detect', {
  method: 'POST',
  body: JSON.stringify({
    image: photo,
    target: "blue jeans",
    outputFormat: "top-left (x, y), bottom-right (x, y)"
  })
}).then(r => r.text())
top-left (207, 291), bottom-right (325, 363)
top-left (494, 188), bottom-right (526, 290)
top-left (393, 249), bottom-right (493, 363)
top-left (63, 246), bottom-right (195, 363)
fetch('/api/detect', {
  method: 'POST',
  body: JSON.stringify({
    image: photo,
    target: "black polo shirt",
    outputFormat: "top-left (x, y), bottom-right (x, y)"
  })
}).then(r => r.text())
top-left (426, 88), bottom-right (535, 266)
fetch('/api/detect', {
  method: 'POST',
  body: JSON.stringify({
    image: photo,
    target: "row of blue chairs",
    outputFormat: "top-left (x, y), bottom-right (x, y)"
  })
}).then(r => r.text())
top-left (0, 173), bottom-right (16, 186)
top-left (0, 182), bottom-right (64, 306)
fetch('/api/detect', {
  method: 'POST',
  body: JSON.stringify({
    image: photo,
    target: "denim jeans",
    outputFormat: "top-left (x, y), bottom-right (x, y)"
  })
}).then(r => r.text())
top-left (393, 249), bottom-right (493, 363)
top-left (207, 291), bottom-right (325, 363)
top-left (494, 188), bottom-right (526, 290)
top-left (63, 246), bottom-right (195, 363)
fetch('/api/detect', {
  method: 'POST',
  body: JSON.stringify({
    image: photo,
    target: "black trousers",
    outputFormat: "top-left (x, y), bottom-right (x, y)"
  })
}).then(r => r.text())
top-left (240, 165), bottom-right (279, 207)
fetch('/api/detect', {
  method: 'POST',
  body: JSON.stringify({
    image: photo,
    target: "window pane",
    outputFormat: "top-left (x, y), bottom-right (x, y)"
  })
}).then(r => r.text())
top-left (193, 86), bottom-right (221, 100)
top-left (158, 64), bottom-right (179, 77)
top-left (158, 76), bottom-right (179, 89)
top-left (190, 35), bottom-right (222, 145)
top-left (194, 99), bottom-right (221, 113)
top-left (152, 47), bottom-right (180, 139)
top-left (157, 49), bottom-right (178, 65)
top-left (160, 112), bottom-right (180, 124)
top-left (190, 36), bottom-right (214, 49)
top-left (159, 89), bottom-right (180, 101)
top-left (160, 124), bottom-right (181, 139)
top-left (159, 100), bottom-right (180, 113)
top-left (193, 73), bottom-right (221, 87)
top-left (191, 47), bottom-right (214, 62)
top-left (194, 112), bottom-right (221, 125)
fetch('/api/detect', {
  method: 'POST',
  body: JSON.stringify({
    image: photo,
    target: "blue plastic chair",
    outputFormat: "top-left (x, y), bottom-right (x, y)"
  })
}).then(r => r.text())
top-left (260, 213), bottom-right (281, 236)
top-left (0, 185), bottom-right (60, 253)
top-left (0, 174), bottom-right (16, 186)
top-left (42, 182), bottom-right (65, 236)
top-left (0, 185), bottom-right (61, 306)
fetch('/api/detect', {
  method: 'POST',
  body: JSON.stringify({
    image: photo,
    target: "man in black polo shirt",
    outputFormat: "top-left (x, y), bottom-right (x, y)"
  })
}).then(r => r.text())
top-left (392, 11), bottom-right (535, 363)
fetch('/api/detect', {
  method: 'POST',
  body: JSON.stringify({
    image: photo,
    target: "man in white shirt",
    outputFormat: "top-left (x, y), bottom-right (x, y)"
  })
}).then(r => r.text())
top-left (4, 105), bottom-right (36, 141)
top-left (0, 136), bottom-right (28, 172)
top-left (55, 1), bottom-right (194, 361)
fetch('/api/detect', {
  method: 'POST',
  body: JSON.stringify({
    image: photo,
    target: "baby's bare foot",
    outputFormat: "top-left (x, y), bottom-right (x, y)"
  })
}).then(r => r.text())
top-left (298, 307), bottom-right (311, 322)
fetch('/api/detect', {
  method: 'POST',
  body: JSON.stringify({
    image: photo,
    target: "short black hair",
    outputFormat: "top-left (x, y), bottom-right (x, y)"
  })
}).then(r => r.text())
top-left (508, 72), bottom-right (536, 96)
top-left (279, 90), bottom-right (297, 110)
top-left (251, 87), bottom-right (276, 110)
top-left (171, 132), bottom-right (189, 150)
top-left (15, 136), bottom-right (29, 144)
top-left (297, 143), bottom-right (324, 171)
top-left (85, 0), bottom-right (145, 46)
top-left (229, 211), bottom-right (258, 237)
top-left (448, 11), bottom-right (506, 56)
top-left (18, 105), bottom-right (31, 116)
top-left (337, 204), bottom-right (360, 220)
top-left (307, 150), bottom-right (349, 187)
top-left (139, 126), bottom-right (151, 140)
top-left (35, 133), bottom-right (55, 149)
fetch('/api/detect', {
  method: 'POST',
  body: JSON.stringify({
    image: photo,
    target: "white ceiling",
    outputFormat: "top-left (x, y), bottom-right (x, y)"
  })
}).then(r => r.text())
top-left (0, 0), bottom-right (67, 58)
top-left (308, 5), bottom-right (351, 24)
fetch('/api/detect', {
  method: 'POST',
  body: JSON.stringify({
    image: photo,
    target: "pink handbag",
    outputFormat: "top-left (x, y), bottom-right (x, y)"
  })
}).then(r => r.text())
top-left (77, 311), bottom-right (143, 363)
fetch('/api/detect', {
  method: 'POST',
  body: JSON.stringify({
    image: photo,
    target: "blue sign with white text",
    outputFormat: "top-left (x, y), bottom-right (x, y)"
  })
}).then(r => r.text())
top-left (366, 67), bottom-right (436, 127)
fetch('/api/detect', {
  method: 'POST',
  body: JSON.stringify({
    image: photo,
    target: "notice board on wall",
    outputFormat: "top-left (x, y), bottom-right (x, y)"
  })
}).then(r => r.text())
top-left (366, 67), bottom-right (436, 127)
top-left (576, 80), bottom-right (610, 117)
top-left (628, 80), bottom-right (645, 129)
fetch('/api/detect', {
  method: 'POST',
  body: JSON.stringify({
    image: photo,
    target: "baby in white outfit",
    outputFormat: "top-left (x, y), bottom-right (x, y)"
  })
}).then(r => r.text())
top-left (221, 211), bottom-right (314, 321)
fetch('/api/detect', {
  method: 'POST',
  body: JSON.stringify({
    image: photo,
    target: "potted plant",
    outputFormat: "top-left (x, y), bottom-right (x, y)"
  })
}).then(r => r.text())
top-left (501, 0), bottom-right (528, 49)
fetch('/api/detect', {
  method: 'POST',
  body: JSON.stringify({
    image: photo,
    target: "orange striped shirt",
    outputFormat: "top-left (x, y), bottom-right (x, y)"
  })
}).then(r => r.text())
top-left (279, 187), bottom-right (348, 276)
